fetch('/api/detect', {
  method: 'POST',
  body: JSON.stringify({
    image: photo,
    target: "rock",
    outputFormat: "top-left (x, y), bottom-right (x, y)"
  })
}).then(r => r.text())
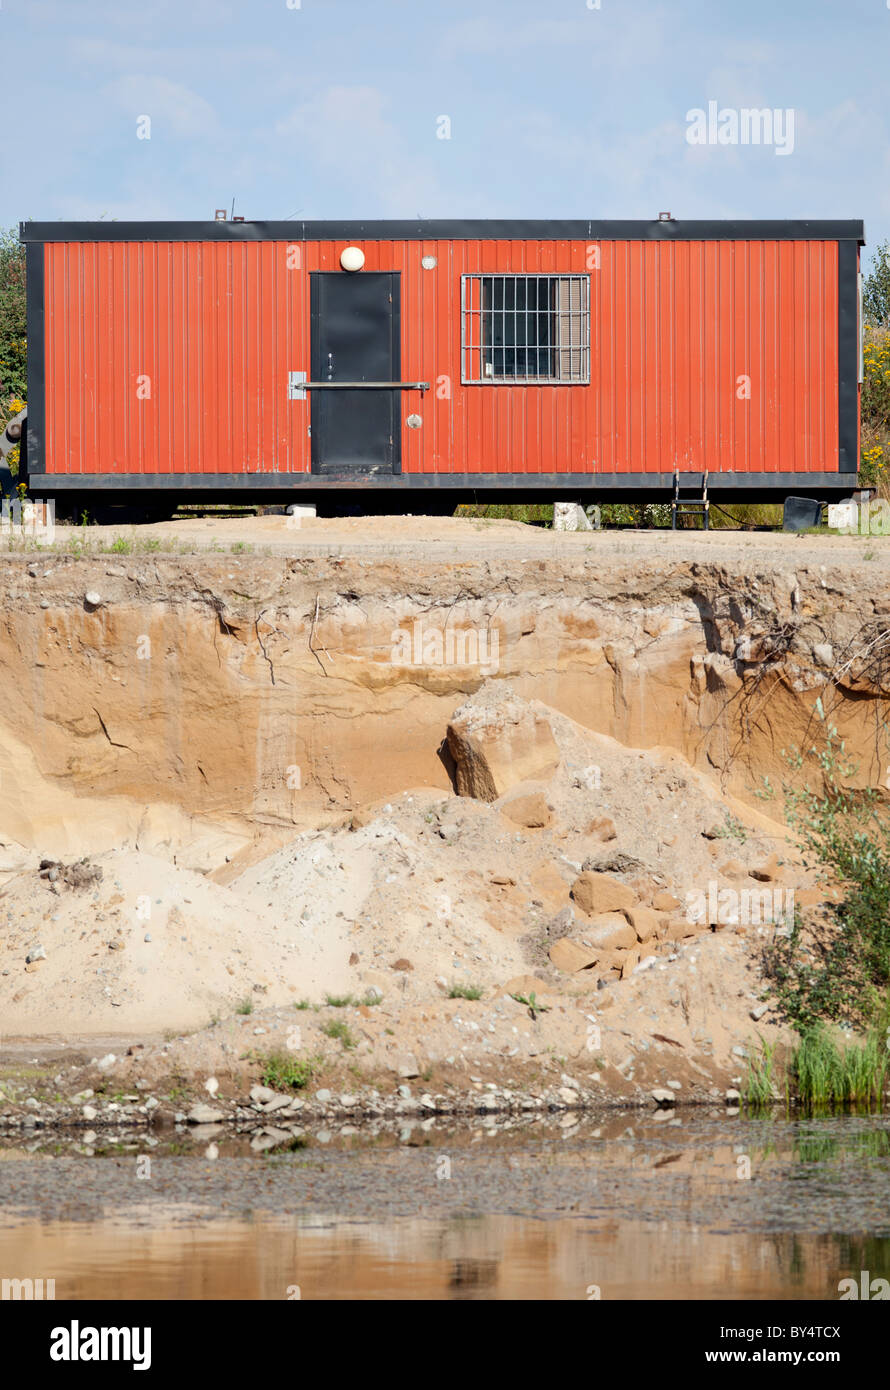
top-left (572, 872), bottom-right (636, 916)
top-left (314, 1089), bottom-right (332, 1103)
top-left (553, 502), bottom-right (593, 532)
top-left (750, 1002), bottom-right (770, 1021)
top-left (546, 904), bottom-right (575, 939)
top-left (96, 1054), bottom-right (116, 1071)
top-left (585, 817), bottom-right (617, 842)
top-left (446, 694), bottom-right (561, 801)
top-left (813, 643), bottom-right (834, 668)
top-left (652, 891), bottom-right (682, 912)
top-left (558, 1087), bottom-right (579, 1104)
top-left (578, 913), bottom-right (637, 951)
top-left (82, 1131), bottom-right (97, 1146)
top-left (731, 1046), bottom-right (748, 1059)
top-left (620, 950), bottom-right (639, 979)
top-left (582, 851), bottom-right (643, 875)
top-left (497, 788), bottom-right (552, 829)
top-left (84, 591), bottom-right (103, 609)
top-left (725, 1088), bottom-right (741, 1102)
top-left (397, 1056), bottom-right (420, 1079)
top-left (261, 1095), bottom-right (294, 1114)
top-left (187, 1104), bottom-right (224, 1125)
top-left (82, 1105), bottom-right (98, 1121)
top-left (651, 1089), bottom-right (676, 1107)
top-left (205, 1077), bottom-right (219, 1097)
top-left (72, 1089), bottom-right (94, 1103)
top-left (621, 904), bottom-right (659, 943)
top-left (249, 1085), bottom-right (276, 1104)
top-left (549, 938), bottom-right (599, 972)
top-left (391, 958), bottom-right (413, 971)
top-left (25, 944), bottom-right (46, 963)
top-left (661, 918), bottom-right (697, 942)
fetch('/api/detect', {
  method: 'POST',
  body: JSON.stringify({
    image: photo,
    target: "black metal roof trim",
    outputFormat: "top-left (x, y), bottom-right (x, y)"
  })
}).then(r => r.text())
top-left (19, 219), bottom-right (866, 244)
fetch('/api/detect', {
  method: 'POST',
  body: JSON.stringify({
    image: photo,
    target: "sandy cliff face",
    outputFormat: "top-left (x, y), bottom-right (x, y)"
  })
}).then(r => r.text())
top-left (0, 545), bottom-right (886, 864)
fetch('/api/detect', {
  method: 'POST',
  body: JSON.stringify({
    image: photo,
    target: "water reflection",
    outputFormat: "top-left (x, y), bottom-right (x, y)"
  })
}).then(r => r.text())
top-left (1, 1112), bottom-right (889, 1300)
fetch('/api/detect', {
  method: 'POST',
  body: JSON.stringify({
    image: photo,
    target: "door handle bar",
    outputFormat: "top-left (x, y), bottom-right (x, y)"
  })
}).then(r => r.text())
top-left (298, 381), bottom-right (429, 390)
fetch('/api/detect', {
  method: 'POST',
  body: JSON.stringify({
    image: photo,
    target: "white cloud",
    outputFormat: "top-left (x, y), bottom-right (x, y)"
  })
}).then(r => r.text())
top-left (100, 75), bottom-right (221, 139)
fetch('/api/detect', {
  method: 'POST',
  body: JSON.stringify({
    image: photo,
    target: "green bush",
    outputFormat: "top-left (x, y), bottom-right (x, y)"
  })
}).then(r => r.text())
top-left (0, 228), bottom-right (26, 402)
top-left (768, 732), bottom-right (890, 1030)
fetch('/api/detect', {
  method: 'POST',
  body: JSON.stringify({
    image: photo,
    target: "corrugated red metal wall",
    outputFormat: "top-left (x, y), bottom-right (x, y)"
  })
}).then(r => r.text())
top-left (42, 237), bottom-right (841, 477)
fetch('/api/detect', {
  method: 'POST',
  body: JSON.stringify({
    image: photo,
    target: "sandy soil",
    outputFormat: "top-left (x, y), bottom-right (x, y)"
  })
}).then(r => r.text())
top-left (0, 694), bottom-right (818, 1106)
top-left (33, 509), bottom-right (890, 569)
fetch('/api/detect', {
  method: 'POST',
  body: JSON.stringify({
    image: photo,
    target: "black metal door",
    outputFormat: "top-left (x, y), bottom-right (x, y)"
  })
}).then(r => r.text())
top-left (310, 272), bottom-right (400, 474)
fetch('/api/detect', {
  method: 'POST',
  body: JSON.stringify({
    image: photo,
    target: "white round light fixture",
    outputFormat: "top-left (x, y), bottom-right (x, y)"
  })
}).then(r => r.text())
top-left (340, 246), bottom-right (365, 272)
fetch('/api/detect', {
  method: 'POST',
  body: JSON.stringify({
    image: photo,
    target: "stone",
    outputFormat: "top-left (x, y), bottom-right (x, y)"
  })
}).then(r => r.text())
top-left (651, 1089), bottom-right (676, 1107)
top-left (96, 1054), bottom-right (116, 1071)
top-left (549, 938), bottom-right (599, 973)
top-left (652, 891), bottom-right (682, 912)
top-left (397, 1056), bottom-right (420, 1079)
top-left (25, 944), bottom-right (46, 963)
top-left (585, 816), bottom-right (617, 842)
top-left (187, 1104), bottom-right (224, 1125)
top-left (750, 1002), bottom-right (770, 1021)
top-left (546, 904), bottom-right (575, 939)
top-left (84, 591), bottom-right (103, 609)
top-left (725, 1088), bottom-right (741, 1102)
top-left (661, 918), bottom-right (697, 942)
top-left (578, 913), bottom-right (637, 952)
top-left (261, 1095), bottom-right (294, 1114)
top-left (446, 695), bottom-right (561, 801)
top-left (813, 643), bottom-right (834, 668)
top-left (553, 502), bottom-right (593, 532)
top-left (497, 788), bottom-right (552, 829)
top-left (82, 1105), bottom-right (98, 1121)
top-left (620, 950), bottom-right (639, 979)
top-left (572, 872), bottom-right (636, 916)
top-left (314, 1089), bottom-right (332, 1103)
top-left (205, 1077), bottom-right (219, 1096)
top-left (391, 958), bottom-right (413, 971)
top-left (621, 904), bottom-right (659, 943)
top-left (558, 1087), bottom-right (579, 1104)
top-left (249, 1085), bottom-right (276, 1104)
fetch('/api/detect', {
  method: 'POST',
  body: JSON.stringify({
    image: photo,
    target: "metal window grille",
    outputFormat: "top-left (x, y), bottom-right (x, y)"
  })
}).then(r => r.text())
top-left (461, 274), bottom-right (590, 384)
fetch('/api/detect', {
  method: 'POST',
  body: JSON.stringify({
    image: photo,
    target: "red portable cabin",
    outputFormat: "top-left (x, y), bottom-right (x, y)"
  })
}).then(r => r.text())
top-left (20, 218), bottom-right (863, 509)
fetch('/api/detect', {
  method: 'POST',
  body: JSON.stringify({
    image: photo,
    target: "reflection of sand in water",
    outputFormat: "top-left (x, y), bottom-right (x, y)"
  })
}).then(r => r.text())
top-left (0, 1212), bottom-right (861, 1300)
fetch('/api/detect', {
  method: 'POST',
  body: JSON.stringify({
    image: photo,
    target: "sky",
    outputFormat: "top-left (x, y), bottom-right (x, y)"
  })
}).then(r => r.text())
top-left (2, 0), bottom-right (886, 267)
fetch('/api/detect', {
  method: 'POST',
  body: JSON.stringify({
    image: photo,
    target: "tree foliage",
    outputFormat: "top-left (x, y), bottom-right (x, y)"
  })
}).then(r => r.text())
top-left (863, 241), bottom-right (890, 329)
top-left (0, 227), bottom-right (26, 401)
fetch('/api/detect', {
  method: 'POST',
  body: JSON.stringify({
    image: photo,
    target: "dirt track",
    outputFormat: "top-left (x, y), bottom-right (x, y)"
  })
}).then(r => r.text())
top-left (22, 509), bottom-right (890, 569)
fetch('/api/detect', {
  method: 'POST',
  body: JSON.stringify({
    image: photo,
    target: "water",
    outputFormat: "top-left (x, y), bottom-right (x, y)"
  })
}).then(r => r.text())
top-left (2, 1111), bottom-right (890, 1299)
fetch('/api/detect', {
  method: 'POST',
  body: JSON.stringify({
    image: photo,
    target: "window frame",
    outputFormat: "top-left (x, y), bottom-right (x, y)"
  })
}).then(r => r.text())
top-left (460, 273), bottom-right (591, 386)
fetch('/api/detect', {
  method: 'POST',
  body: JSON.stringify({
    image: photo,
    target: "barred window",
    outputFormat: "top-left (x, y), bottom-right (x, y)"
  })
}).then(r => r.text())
top-left (461, 274), bottom-right (589, 384)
